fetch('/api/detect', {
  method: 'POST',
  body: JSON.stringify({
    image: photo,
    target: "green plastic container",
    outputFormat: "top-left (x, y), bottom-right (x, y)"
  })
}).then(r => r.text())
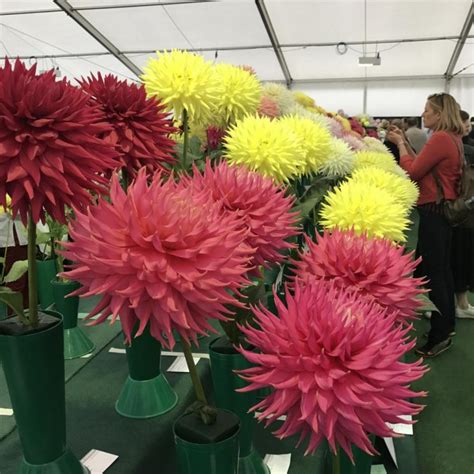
top-left (115, 324), bottom-right (178, 419)
top-left (174, 409), bottom-right (240, 474)
top-left (209, 337), bottom-right (269, 474)
top-left (0, 310), bottom-right (87, 473)
top-left (51, 279), bottom-right (94, 359)
top-left (37, 259), bottom-right (57, 310)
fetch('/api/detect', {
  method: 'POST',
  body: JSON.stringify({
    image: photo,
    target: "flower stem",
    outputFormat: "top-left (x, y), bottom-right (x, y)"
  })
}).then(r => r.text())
top-left (332, 447), bottom-right (341, 474)
top-left (182, 109), bottom-right (189, 170)
top-left (0, 218), bottom-right (11, 283)
top-left (27, 212), bottom-right (38, 327)
top-left (182, 340), bottom-right (208, 405)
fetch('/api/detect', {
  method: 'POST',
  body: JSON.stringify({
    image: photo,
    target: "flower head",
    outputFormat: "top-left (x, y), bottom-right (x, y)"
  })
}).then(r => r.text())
top-left (261, 83), bottom-right (296, 116)
top-left (211, 64), bottom-right (261, 125)
top-left (206, 126), bottom-right (226, 150)
top-left (293, 91), bottom-right (315, 109)
top-left (350, 167), bottom-right (419, 211)
top-left (320, 179), bottom-right (410, 242)
top-left (293, 229), bottom-right (426, 322)
top-left (341, 132), bottom-right (365, 151)
top-left (142, 50), bottom-right (218, 123)
top-left (278, 116), bottom-right (332, 175)
top-left (238, 65), bottom-right (257, 76)
top-left (326, 116), bottom-right (345, 138)
top-left (224, 115), bottom-right (304, 182)
top-left (0, 59), bottom-right (120, 224)
top-left (354, 151), bottom-right (398, 173)
top-left (318, 138), bottom-right (355, 179)
top-left (183, 161), bottom-right (300, 269)
top-left (62, 170), bottom-right (252, 348)
top-left (238, 280), bottom-right (427, 460)
top-left (362, 136), bottom-right (390, 154)
top-left (258, 96), bottom-right (280, 119)
top-left (79, 73), bottom-right (176, 177)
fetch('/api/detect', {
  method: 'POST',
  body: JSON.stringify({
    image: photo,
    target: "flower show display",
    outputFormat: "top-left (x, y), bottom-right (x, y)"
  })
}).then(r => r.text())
top-left (0, 50), bottom-right (428, 474)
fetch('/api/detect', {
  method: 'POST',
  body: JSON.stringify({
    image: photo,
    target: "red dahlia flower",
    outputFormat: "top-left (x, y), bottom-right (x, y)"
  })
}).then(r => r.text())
top-left (183, 161), bottom-right (299, 270)
top-left (206, 126), bottom-right (226, 150)
top-left (79, 73), bottom-right (176, 178)
top-left (61, 170), bottom-right (253, 348)
top-left (238, 280), bottom-right (427, 460)
top-left (293, 229), bottom-right (426, 322)
top-left (0, 59), bottom-right (120, 224)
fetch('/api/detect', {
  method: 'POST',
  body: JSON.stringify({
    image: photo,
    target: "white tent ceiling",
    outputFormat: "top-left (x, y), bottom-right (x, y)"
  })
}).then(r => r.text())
top-left (0, 0), bottom-right (472, 114)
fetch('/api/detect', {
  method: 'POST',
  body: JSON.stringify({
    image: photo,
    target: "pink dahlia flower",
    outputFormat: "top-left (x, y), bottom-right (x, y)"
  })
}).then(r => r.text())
top-left (0, 59), bottom-right (120, 224)
top-left (341, 132), bottom-right (365, 151)
top-left (61, 170), bottom-right (253, 347)
top-left (79, 73), bottom-right (176, 178)
top-left (257, 96), bottom-right (280, 119)
top-left (349, 117), bottom-right (365, 136)
top-left (183, 161), bottom-right (300, 270)
top-left (326, 116), bottom-right (345, 138)
top-left (238, 65), bottom-right (257, 76)
top-left (238, 280), bottom-right (427, 460)
top-left (293, 229), bottom-right (426, 322)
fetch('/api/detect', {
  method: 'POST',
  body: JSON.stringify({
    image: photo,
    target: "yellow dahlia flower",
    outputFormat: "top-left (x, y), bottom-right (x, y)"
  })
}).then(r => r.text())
top-left (362, 137), bottom-right (390, 154)
top-left (293, 91), bottom-right (315, 109)
top-left (142, 50), bottom-right (218, 123)
top-left (0, 195), bottom-right (11, 215)
top-left (211, 63), bottom-right (262, 125)
top-left (261, 83), bottom-right (296, 116)
top-left (279, 116), bottom-right (332, 175)
top-left (224, 115), bottom-right (304, 182)
top-left (353, 151), bottom-right (398, 173)
top-left (320, 180), bottom-right (410, 242)
top-left (350, 166), bottom-right (419, 210)
top-left (319, 138), bottom-right (355, 178)
top-left (335, 115), bottom-right (352, 132)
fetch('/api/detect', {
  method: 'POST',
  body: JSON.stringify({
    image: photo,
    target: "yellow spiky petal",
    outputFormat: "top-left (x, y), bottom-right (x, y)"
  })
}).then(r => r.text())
top-left (142, 50), bottom-right (218, 123)
top-left (320, 180), bottom-right (410, 242)
top-left (279, 116), bottom-right (332, 175)
top-left (211, 64), bottom-right (262, 126)
top-left (350, 166), bottom-right (419, 210)
top-left (293, 91), bottom-right (316, 109)
top-left (224, 115), bottom-right (304, 182)
top-left (362, 136), bottom-right (390, 154)
top-left (319, 138), bottom-right (355, 178)
top-left (353, 151), bottom-right (399, 173)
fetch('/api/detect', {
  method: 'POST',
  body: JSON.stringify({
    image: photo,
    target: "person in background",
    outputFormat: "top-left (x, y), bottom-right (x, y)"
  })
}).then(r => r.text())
top-left (451, 110), bottom-right (474, 320)
top-left (387, 93), bottom-right (464, 357)
top-left (384, 119), bottom-right (406, 162)
top-left (405, 117), bottom-right (428, 153)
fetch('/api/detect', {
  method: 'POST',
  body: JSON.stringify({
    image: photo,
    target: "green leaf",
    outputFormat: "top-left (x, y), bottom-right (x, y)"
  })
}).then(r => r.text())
top-left (189, 136), bottom-right (202, 156)
top-left (0, 286), bottom-right (25, 319)
top-left (0, 256), bottom-right (5, 263)
top-left (416, 293), bottom-right (439, 313)
top-left (35, 231), bottom-right (51, 245)
top-left (3, 260), bottom-right (28, 283)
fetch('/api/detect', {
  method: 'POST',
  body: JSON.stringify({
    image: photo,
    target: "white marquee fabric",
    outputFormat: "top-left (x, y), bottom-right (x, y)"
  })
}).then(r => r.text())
top-left (0, 0), bottom-right (472, 115)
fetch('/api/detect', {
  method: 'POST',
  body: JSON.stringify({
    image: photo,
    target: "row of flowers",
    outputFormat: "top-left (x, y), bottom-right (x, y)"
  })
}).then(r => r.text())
top-left (0, 51), bottom-right (426, 464)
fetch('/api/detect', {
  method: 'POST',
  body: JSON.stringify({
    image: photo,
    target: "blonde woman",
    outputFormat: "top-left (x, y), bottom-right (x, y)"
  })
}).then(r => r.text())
top-left (387, 93), bottom-right (464, 357)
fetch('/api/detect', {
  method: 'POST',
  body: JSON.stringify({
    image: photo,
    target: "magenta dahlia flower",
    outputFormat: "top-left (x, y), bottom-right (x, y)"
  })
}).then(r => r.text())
top-left (0, 59), bottom-right (120, 224)
top-left (61, 170), bottom-right (253, 347)
top-left (206, 126), bottom-right (226, 150)
top-left (238, 280), bottom-right (427, 460)
top-left (293, 229), bottom-right (426, 322)
top-left (182, 161), bottom-right (300, 270)
top-left (79, 73), bottom-right (176, 178)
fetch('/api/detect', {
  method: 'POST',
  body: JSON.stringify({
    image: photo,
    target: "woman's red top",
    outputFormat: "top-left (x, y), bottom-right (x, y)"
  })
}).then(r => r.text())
top-left (400, 131), bottom-right (463, 205)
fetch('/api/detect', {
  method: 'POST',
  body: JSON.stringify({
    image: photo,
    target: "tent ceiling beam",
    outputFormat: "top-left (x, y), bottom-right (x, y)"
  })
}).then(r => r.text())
top-left (445, 2), bottom-right (473, 80)
top-left (290, 74), bottom-right (474, 85)
top-left (255, 0), bottom-right (292, 87)
top-left (53, 0), bottom-right (142, 78)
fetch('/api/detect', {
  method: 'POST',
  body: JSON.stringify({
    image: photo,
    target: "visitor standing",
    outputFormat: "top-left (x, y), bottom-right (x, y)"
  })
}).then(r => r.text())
top-left (405, 117), bottom-right (428, 153)
top-left (387, 93), bottom-right (464, 357)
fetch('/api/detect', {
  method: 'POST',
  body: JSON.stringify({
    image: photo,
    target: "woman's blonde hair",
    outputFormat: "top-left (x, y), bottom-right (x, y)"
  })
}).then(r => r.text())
top-left (427, 93), bottom-right (464, 135)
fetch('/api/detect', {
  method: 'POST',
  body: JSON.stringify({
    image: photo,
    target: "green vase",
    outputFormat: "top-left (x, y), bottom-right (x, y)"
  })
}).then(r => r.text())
top-left (174, 409), bottom-right (240, 474)
top-left (115, 323), bottom-right (178, 419)
top-left (51, 279), bottom-right (94, 360)
top-left (209, 337), bottom-right (269, 474)
top-left (37, 259), bottom-right (57, 310)
top-left (0, 310), bottom-right (88, 473)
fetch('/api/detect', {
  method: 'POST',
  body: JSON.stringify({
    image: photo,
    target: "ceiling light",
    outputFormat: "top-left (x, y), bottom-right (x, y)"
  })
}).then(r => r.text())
top-left (358, 53), bottom-right (381, 67)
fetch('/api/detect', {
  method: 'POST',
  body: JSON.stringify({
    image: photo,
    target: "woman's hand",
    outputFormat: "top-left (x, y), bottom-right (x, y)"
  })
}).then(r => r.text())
top-left (386, 131), bottom-right (404, 146)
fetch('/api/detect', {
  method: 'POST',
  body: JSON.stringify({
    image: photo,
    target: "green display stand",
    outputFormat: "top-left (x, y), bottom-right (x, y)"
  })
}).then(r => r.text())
top-left (37, 259), bottom-right (57, 310)
top-left (0, 310), bottom-right (86, 473)
top-left (115, 324), bottom-right (178, 419)
top-left (51, 279), bottom-right (94, 359)
top-left (174, 409), bottom-right (241, 474)
top-left (209, 337), bottom-right (269, 474)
